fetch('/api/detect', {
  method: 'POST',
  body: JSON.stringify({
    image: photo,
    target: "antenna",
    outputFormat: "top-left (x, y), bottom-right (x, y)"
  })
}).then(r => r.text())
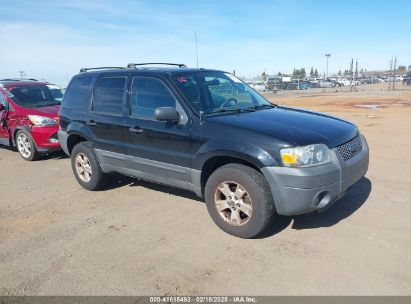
top-left (195, 31), bottom-right (199, 68)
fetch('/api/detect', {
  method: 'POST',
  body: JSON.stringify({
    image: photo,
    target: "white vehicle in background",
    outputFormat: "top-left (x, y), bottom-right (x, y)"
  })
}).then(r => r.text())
top-left (247, 81), bottom-right (266, 92)
top-left (318, 80), bottom-right (334, 88)
top-left (337, 78), bottom-right (351, 86)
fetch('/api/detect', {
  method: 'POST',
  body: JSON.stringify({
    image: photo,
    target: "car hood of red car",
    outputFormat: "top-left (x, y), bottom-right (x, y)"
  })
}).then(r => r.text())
top-left (32, 105), bottom-right (60, 117)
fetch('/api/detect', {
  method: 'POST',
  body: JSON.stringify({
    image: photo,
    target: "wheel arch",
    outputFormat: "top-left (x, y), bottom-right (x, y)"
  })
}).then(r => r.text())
top-left (200, 153), bottom-right (264, 191)
top-left (12, 126), bottom-right (33, 147)
top-left (64, 122), bottom-right (96, 155)
top-left (66, 132), bottom-right (90, 155)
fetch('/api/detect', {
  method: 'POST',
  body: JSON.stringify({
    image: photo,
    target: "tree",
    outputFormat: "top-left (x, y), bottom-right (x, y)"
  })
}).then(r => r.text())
top-left (398, 66), bottom-right (406, 73)
top-left (310, 67), bottom-right (314, 77)
top-left (338, 69), bottom-right (341, 76)
top-left (314, 68), bottom-right (319, 77)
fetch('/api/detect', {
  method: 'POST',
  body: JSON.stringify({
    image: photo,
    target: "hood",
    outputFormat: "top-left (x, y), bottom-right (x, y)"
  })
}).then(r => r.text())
top-left (29, 105), bottom-right (60, 117)
top-left (206, 106), bottom-right (358, 148)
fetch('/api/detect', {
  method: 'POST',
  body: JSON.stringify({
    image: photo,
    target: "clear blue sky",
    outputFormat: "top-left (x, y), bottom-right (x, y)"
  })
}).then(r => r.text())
top-left (0, 0), bottom-right (410, 85)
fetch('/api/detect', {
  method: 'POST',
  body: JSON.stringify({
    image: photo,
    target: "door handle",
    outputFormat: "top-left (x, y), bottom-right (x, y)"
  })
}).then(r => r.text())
top-left (86, 120), bottom-right (96, 126)
top-left (129, 127), bottom-right (143, 134)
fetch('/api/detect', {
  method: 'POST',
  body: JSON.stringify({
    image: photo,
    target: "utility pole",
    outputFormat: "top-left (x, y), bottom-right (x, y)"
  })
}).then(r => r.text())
top-left (393, 56), bottom-right (397, 91)
top-left (389, 58), bottom-right (393, 91)
top-left (194, 31), bottom-right (199, 68)
top-left (325, 54), bottom-right (331, 79)
top-left (350, 59), bottom-right (354, 91)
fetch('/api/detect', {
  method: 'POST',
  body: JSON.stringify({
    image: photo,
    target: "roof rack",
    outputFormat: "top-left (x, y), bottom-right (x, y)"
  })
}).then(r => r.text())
top-left (0, 78), bottom-right (39, 81)
top-left (127, 63), bottom-right (187, 69)
top-left (79, 67), bottom-right (126, 73)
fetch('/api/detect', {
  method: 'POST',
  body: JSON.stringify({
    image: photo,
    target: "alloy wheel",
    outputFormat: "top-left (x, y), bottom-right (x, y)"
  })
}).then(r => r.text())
top-left (214, 181), bottom-right (253, 226)
top-left (75, 153), bottom-right (92, 182)
top-left (17, 132), bottom-right (32, 158)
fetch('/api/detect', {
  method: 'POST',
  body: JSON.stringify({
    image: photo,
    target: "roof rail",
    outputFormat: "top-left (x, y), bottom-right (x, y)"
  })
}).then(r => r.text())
top-left (0, 78), bottom-right (39, 81)
top-left (127, 63), bottom-right (187, 69)
top-left (79, 67), bottom-right (126, 73)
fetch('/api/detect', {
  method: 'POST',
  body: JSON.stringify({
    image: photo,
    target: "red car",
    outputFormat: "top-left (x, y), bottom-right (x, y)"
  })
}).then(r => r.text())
top-left (0, 79), bottom-right (63, 160)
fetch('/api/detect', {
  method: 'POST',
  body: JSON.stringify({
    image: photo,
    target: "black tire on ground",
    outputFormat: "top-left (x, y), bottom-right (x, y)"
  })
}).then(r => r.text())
top-left (205, 163), bottom-right (276, 238)
top-left (71, 141), bottom-right (109, 191)
top-left (15, 130), bottom-right (39, 161)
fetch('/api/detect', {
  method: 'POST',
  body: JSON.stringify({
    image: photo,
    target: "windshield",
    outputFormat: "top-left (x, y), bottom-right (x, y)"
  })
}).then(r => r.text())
top-left (9, 85), bottom-right (63, 108)
top-left (172, 71), bottom-right (273, 116)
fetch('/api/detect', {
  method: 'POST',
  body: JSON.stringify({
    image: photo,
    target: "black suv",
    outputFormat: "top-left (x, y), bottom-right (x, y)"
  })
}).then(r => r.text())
top-left (58, 63), bottom-right (369, 238)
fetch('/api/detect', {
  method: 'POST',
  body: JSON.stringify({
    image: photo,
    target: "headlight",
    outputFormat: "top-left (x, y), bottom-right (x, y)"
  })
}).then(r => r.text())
top-left (27, 115), bottom-right (58, 127)
top-left (280, 144), bottom-right (331, 167)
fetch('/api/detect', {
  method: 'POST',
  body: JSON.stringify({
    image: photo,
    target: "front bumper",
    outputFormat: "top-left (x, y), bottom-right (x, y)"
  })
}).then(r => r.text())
top-left (261, 134), bottom-right (369, 216)
top-left (30, 125), bottom-right (61, 152)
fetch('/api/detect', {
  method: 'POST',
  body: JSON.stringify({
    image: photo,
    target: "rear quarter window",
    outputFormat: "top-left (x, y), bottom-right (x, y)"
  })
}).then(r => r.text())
top-left (62, 76), bottom-right (93, 110)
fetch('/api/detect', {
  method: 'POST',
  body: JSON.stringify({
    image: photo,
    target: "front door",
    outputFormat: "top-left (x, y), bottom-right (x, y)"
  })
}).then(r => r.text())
top-left (124, 75), bottom-right (192, 187)
top-left (0, 90), bottom-right (10, 144)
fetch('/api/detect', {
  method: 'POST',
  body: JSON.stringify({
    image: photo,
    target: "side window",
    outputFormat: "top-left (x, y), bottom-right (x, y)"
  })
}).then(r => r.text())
top-left (92, 77), bottom-right (126, 115)
top-left (0, 91), bottom-right (6, 107)
top-left (173, 76), bottom-right (201, 112)
top-left (205, 76), bottom-right (253, 105)
top-left (62, 77), bottom-right (92, 110)
top-left (130, 77), bottom-right (176, 119)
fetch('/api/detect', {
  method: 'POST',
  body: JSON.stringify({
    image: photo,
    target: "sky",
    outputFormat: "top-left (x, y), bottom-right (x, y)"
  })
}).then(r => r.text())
top-left (0, 0), bottom-right (410, 86)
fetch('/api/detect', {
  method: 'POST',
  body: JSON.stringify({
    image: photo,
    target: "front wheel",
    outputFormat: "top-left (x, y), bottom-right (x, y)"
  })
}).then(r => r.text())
top-left (205, 164), bottom-right (276, 238)
top-left (16, 130), bottom-right (38, 161)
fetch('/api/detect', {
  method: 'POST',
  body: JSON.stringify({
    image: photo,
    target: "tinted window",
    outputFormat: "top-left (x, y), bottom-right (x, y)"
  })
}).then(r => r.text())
top-left (92, 77), bottom-right (126, 115)
top-left (130, 77), bottom-right (176, 119)
top-left (172, 76), bottom-right (200, 112)
top-left (63, 77), bottom-right (92, 110)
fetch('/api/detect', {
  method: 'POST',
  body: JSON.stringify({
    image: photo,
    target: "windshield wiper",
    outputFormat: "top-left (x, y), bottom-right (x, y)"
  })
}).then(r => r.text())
top-left (205, 107), bottom-right (256, 116)
top-left (247, 104), bottom-right (277, 110)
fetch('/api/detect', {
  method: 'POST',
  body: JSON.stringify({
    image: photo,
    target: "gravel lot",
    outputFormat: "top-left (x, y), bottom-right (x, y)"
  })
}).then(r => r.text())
top-left (1, 84), bottom-right (410, 295)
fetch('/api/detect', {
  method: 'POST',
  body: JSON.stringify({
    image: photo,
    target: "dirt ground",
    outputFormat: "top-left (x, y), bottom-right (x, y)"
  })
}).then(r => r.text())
top-left (0, 84), bottom-right (410, 295)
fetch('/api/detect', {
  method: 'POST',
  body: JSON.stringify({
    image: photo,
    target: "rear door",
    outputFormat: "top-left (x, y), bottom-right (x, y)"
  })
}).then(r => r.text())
top-left (0, 90), bottom-right (10, 144)
top-left (87, 74), bottom-right (128, 167)
top-left (124, 75), bottom-right (192, 186)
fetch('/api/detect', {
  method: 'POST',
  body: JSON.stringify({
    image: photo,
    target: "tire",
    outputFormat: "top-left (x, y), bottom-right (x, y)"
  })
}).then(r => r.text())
top-left (71, 141), bottom-right (109, 191)
top-left (15, 130), bottom-right (39, 161)
top-left (205, 164), bottom-right (276, 238)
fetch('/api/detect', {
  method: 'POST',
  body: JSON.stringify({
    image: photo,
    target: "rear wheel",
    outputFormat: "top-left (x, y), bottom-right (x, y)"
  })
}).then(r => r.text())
top-left (205, 164), bottom-right (276, 238)
top-left (16, 130), bottom-right (38, 161)
top-left (71, 142), bottom-right (108, 191)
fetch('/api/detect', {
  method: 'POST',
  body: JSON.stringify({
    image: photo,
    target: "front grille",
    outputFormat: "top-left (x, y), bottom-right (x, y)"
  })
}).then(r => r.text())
top-left (337, 135), bottom-right (362, 161)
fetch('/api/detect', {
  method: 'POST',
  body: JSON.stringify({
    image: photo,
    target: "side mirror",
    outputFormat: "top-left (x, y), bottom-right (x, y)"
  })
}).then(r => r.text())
top-left (154, 107), bottom-right (179, 122)
top-left (0, 104), bottom-right (5, 111)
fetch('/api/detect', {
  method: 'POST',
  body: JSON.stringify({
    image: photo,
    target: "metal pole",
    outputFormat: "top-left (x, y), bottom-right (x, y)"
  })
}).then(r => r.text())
top-left (325, 54), bottom-right (331, 79)
top-left (195, 31), bottom-right (199, 68)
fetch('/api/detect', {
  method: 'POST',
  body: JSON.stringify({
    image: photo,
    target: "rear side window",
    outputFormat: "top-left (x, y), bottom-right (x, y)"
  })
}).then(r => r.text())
top-left (92, 77), bottom-right (126, 115)
top-left (63, 77), bottom-right (92, 110)
top-left (130, 77), bottom-right (176, 119)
